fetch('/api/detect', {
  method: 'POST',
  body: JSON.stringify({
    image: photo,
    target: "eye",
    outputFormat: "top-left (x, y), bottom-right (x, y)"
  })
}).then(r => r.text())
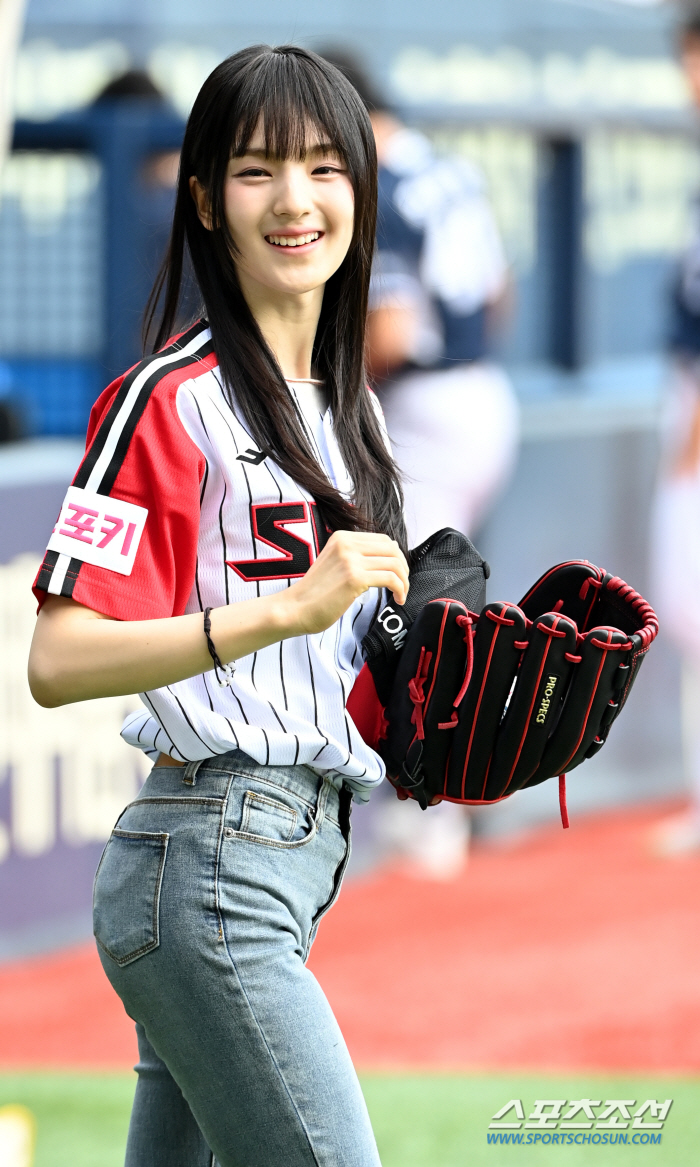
top-left (234, 166), bottom-right (271, 178)
top-left (312, 164), bottom-right (344, 176)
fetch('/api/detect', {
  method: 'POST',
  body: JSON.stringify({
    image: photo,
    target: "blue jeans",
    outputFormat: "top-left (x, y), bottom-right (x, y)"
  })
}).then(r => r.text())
top-left (93, 750), bottom-right (381, 1167)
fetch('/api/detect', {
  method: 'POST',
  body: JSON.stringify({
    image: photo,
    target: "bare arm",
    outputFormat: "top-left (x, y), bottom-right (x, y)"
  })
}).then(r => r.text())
top-left (28, 531), bottom-right (409, 708)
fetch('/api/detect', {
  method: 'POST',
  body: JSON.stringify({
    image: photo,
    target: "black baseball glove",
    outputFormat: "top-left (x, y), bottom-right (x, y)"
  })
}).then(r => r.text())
top-left (361, 527), bottom-right (490, 707)
top-left (379, 560), bottom-right (659, 820)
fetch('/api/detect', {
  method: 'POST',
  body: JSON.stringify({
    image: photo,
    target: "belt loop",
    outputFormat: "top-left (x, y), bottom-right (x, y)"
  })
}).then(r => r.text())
top-left (315, 777), bottom-right (332, 831)
top-left (183, 759), bottom-right (204, 786)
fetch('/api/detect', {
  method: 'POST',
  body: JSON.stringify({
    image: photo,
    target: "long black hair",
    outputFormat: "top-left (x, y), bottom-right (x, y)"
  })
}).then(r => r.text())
top-left (145, 44), bottom-right (406, 548)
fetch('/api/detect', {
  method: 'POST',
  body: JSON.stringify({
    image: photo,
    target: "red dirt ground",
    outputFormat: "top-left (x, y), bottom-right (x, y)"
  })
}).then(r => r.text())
top-left (1, 803), bottom-right (698, 1072)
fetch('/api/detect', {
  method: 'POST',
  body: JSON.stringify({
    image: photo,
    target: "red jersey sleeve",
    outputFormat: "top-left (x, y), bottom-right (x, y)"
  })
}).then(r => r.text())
top-left (33, 324), bottom-right (216, 621)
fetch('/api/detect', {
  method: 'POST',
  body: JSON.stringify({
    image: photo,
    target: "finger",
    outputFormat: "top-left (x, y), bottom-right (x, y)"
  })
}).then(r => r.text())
top-left (364, 571), bottom-right (409, 603)
top-left (334, 532), bottom-right (397, 551)
top-left (357, 555), bottom-right (409, 580)
top-left (344, 533), bottom-right (409, 574)
top-left (356, 543), bottom-right (409, 570)
top-left (360, 554), bottom-right (410, 591)
top-left (429, 795), bottom-right (443, 806)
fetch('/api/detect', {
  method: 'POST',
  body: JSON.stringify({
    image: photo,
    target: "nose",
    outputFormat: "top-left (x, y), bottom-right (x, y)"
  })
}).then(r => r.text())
top-left (271, 163), bottom-right (313, 221)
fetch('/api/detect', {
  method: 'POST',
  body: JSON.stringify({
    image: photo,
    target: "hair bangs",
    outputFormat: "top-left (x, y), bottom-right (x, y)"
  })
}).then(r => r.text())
top-left (227, 49), bottom-right (358, 169)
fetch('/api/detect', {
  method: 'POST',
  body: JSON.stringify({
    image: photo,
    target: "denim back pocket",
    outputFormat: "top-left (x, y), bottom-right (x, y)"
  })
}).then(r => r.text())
top-left (93, 829), bottom-right (169, 966)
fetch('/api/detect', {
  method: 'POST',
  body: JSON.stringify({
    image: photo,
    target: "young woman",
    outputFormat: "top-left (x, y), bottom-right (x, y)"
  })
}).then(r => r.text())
top-left (28, 45), bottom-right (409, 1167)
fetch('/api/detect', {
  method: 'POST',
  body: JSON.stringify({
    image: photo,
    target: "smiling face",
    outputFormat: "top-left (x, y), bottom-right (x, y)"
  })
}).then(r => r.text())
top-left (191, 123), bottom-right (355, 304)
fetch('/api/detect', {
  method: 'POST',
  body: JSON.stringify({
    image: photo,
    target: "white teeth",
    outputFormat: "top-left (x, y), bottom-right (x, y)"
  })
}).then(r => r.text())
top-left (267, 232), bottom-right (320, 247)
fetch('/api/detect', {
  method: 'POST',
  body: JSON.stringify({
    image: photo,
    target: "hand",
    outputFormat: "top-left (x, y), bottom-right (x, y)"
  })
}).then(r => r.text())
top-left (284, 530), bottom-right (409, 636)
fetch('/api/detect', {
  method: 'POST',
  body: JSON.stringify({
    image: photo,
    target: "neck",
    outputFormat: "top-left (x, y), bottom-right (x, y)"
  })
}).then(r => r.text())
top-left (236, 271), bottom-right (324, 381)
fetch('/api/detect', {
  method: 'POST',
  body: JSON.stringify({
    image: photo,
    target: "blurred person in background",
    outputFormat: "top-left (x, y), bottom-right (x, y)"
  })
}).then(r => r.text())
top-left (92, 70), bottom-right (194, 356)
top-left (322, 51), bottom-right (519, 878)
top-left (650, 3), bottom-right (700, 855)
top-left (92, 68), bottom-right (181, 225)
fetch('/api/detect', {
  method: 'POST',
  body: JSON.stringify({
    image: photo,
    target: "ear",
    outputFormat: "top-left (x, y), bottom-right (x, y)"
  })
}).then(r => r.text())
top-left (189, 175), bottom-right (213, 231)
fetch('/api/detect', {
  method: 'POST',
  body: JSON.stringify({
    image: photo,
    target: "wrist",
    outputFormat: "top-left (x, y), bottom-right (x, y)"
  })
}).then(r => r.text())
top-left (268, 586), bottom-right (307, 639)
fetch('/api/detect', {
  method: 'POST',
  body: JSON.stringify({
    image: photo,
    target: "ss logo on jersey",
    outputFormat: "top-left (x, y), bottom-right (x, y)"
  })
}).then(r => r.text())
top-left (226, 502), bottom-right (330, 582)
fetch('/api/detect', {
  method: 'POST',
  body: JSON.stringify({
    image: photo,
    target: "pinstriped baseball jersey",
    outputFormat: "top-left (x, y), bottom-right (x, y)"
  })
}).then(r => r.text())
top-left (33, 321), bottom-right (388, 795)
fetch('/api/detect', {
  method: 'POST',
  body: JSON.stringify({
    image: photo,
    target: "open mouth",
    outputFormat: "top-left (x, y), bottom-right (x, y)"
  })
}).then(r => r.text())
top-left (265, 231), bottom-right (322, 248)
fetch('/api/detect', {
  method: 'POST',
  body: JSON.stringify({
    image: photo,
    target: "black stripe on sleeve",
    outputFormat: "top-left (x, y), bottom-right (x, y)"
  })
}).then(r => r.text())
top-left (74, 321), bottom-right (209, 491)
top-left (35, 550), bottom-right (59, 592)
top-left (98, 340), bottom-right (215, 497)
top-left (61, 557), bottom-right (84, 598)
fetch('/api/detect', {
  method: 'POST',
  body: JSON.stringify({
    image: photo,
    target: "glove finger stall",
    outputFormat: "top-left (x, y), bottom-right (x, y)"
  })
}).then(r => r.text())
top-left (381, 598), bottom-right (470, 805)
top-left (484, 611), bottom-right (579, 800)
top-left (445, 601), bottom-right (528, 803)
top-left (527, 624), bottom-right (632, 784)
top-left (519, 561), bottom-right (603, 629)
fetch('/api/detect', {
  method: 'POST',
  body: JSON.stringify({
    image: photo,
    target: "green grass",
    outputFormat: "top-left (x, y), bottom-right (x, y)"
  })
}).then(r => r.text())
top-left (362, 1074), bottom-right (700, 1166)
top-left (0, 1075), bottom-right (134, 1167)
top-left (0, 1072), bottom-right (698, 1166)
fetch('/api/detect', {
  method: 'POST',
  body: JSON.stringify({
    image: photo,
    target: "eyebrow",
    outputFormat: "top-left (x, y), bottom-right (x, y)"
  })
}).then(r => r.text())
top-left (235, 142), bottom-right (339, 160)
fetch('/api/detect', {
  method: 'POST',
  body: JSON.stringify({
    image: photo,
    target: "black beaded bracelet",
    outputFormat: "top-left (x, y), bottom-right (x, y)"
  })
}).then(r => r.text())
top-left (203, 607), bottom-right (236, 687)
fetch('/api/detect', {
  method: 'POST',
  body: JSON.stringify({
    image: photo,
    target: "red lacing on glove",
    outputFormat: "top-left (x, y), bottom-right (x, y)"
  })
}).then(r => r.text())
top-left (513, 640), bottom-right (529, 650)
top-left (604, 576), bottom-right (659, 650)
top-left (579, 576), bottom-right (603, 601)
top-left (486, 607), bottom-right (516, 626)
top-left (438, 614), bottom-right (475, 729)
top-left (536, 620), bottom-right (568, 638)
top-left (589, 634), bottom-right (632, 651)
top-left (453, 614), bottom-right (475, 707)
top-left (408, 647), bottom-right (432, 741)
top-left (559, 774), bottom-right (569, 828)
top-left (565, 651), bottom-right (582, 663)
